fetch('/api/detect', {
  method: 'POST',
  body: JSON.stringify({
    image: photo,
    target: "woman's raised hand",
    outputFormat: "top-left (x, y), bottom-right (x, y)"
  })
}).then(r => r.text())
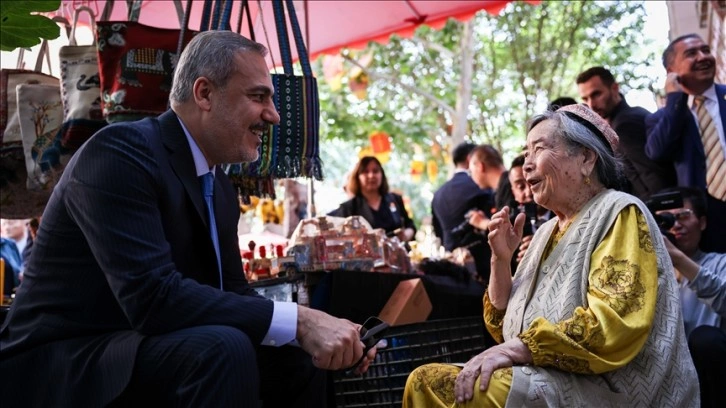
top-left (487, 206), bottom-right (525, 262)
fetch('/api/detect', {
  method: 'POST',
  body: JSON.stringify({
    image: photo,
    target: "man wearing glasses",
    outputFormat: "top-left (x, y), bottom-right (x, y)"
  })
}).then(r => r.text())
top-left (657, 187), bottom-right (725, 408)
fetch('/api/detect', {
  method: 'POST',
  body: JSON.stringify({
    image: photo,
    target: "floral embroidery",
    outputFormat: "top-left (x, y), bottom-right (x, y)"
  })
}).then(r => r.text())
top-left (636, 211), bottom-right (654, 253)
top-left (492, 367), bottom-right (513, 382)
top-left (547, 352), bottom-right (593, 374)
top-left (411, 364), bottom-right (458, 404)
top-left (591, 256), bottom-right (645, 316)
top-left (557, 308), bottom-right (606, 349)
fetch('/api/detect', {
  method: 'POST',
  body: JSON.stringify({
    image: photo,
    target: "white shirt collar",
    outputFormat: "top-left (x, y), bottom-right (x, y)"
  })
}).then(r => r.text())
top-left (688, 84), bottom-right (717, 109)
top-left (177, 116), bottom-right (215, 177)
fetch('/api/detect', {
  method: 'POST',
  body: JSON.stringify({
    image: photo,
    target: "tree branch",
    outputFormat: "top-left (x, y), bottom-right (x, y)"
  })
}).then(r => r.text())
top-left (342, 54), bottom-right (457, 116)
top-left (408, 36), bottom-right (456, 59)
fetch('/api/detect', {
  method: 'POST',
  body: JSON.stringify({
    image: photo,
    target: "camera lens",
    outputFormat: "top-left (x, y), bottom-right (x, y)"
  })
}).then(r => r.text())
top-left (654, 212), bottom-right (676, 231)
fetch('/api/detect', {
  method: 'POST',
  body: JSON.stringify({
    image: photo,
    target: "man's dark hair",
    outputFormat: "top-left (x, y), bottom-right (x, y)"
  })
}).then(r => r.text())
top-left (452, 142), bottom-right (476, 166)
top-left (658, 186), bottom-right (708, 218)
top-left (470, 144), bottom-right (504, 168)
top-left (547, 97), bottom-right (577, 112)
top-left (576, 66), bottom-right (616, 86)
top-left (662, 33), bottom-right (703, 69)
top-left (510, 154), bottom-right (525, 169)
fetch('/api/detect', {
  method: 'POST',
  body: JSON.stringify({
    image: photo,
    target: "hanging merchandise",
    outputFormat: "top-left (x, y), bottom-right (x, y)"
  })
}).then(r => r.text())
top-left (348, 72), bottom-right (368, 100)
top-left (57, 6), bottom-right (107, 150)
top-left (227, 0), bottom-right (323, 200)
top-left (369, 131), bottom-right (391, 154)
top-left (410, 159), bottom-right (425, 183)
top-left (322, 54), bottom-right (344, 92)
top-left (0, 37), bottom-right (63, 218)
top-left (358, 146), bottom-right (374, 158)
top-left (1, 43), bottom-right (58, 146)
top-left (426, 159), bottom-right (438, 183)
top-left (347, 51), bottom-right (373, 100)
top-left (95, 0), bottom-right (197, 123)
top-left (16, 83), bottom-right (65, 192)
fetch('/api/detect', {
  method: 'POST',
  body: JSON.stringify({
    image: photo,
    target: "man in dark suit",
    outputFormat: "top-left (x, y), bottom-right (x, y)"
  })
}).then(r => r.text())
top-left (432, 143), bottom-right (496, 282)
top-left (645, 34), bottom-right (726, 253)
top-left (432, 143), bottom-right (492, 251)
top-left (577, 66), bottom-right (676, 200)
top-left (0, 31), bottom-right (373, 407)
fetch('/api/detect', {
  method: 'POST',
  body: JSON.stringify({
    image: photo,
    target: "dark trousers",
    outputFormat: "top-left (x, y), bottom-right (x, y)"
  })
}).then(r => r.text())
top-left (688, 325), bottom-right (726, 408)
top-left (109, 325), bottom-right (325, 407)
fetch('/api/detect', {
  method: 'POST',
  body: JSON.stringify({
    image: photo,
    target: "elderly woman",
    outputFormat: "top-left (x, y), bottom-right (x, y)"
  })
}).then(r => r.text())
top-left (403, 105), bottom-right (699, 407)
top-left (330, 156), bottom-right (416, 243)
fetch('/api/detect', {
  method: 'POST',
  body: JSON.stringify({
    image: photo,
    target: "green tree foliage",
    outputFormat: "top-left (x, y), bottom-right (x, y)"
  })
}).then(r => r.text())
top-left (1, 1), bottom-right (61, 52)
top-left (315, 1), bottom-right (652, 223)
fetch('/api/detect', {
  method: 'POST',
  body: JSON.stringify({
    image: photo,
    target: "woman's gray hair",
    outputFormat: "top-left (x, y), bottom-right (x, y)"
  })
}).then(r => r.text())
top-left (526, 111), bottom-right (627, 190)
top-left (170, 31), bottom-right (268, 105)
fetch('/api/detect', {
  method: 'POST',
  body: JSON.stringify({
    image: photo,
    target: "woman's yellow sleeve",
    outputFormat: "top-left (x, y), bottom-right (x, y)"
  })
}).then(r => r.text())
top-left (483, 291), bottom-right (506, 344)
top-left (518, 205), bottom-right (658, 374)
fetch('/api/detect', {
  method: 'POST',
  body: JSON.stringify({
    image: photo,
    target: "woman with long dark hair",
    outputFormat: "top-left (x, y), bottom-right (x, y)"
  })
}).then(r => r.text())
top-left (331, 156), bottom-right (416, 243)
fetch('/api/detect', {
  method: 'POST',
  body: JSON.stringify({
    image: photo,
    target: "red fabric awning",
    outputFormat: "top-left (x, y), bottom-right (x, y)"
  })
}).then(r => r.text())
top-left (58, 0), bottom-right (539, 66)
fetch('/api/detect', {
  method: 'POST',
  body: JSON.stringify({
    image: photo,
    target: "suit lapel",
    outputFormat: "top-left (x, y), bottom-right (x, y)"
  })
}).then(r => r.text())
top-left (716, 84), bottom-right (726, 138)
top-left (158, 110), bottom-right (208, 227)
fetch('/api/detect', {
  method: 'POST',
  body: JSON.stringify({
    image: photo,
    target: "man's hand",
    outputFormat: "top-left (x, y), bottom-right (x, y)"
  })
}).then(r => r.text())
top-left (468, 210), bottom-right (490, 231)
top-left (663, 235), bottom-right (700, 282)
top-left (454, 338), bottom-right (533, 403)
top-left (296, 306), bottom-right (364, 370)
top-left (516, 235), bottom-right (533, 263)
top-left (351, 345), bottom-right (378, 375)
top-left (664, 72), bottom-right (683, 94)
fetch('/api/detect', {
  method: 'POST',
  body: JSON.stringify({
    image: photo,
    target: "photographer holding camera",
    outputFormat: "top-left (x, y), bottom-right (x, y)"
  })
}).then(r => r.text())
top-left (655, 187), bottom-right (726, 408)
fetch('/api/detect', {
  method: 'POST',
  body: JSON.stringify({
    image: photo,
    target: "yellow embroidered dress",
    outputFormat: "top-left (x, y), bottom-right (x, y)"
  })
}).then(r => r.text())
top-left (404, 190), bottom-right (698, 407)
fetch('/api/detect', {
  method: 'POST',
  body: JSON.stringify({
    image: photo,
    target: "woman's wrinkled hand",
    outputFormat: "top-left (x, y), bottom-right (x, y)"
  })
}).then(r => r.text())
top-left (454, 338), bottom-right (533, 403)
top-left (487, 206), bottom-right (525, 262)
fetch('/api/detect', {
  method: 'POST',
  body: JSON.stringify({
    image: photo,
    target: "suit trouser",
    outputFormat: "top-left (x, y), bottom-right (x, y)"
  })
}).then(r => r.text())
top-left (688, 325), bottom-right (726, 408)
top-left (109, 325), bottom-right (325, 407)
top-left (701, 195), bottom-right (726, 253)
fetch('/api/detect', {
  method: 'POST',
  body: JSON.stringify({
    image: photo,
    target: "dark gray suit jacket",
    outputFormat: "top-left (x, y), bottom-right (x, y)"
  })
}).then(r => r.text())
top-left (609, 97), bottom-right (675, 200)
top-left (0, 110), bottom-right (273, 406)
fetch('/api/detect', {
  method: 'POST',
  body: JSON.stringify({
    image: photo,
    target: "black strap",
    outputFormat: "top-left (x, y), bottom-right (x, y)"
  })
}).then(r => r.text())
top-left (236, 0), bottom-right (255, 41)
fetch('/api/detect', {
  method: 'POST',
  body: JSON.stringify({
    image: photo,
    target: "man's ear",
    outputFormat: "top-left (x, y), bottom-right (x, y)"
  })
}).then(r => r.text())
top-left (612, 82), bottom-right (620, 94)
top-left (193, 77), bottom-right (213, 112)
top-left (699, 215), bottom-right (707, 232)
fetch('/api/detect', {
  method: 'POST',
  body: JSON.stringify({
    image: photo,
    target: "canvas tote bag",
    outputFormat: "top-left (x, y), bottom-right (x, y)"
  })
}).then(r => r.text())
top-left (1, 42), bottom-right (58, 145)
top-left (0, 42), bottom-right (60, 218)
top-left (16, 83), bottom-right (66, 192)
top-left (58, 6), bottom-right (107, 150)
top-left (96, 0), bottom-right (196, 123)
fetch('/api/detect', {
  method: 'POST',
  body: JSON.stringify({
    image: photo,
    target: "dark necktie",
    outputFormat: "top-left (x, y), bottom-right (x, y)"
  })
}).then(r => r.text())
top-left (201, 172), bottom-right (223, 289)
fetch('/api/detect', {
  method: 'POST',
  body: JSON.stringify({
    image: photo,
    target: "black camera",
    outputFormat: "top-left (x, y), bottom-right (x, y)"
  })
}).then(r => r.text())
top-left (510, 201), bottom-right (538, 237)
top-left (645, 191), bottom-right (683, 243)
top-left (451, 212), bottom-right (478, 236)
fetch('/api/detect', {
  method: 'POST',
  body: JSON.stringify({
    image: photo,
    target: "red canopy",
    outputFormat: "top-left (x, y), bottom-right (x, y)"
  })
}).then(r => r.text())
top-left (58, 0), bottom-right (535, 65)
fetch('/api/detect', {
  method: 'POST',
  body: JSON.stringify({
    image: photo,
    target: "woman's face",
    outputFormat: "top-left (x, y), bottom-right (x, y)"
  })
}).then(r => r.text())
top-left (523, 120), bottom-right (585, 212)
top-left (358, 161), bottom-right (383, 195)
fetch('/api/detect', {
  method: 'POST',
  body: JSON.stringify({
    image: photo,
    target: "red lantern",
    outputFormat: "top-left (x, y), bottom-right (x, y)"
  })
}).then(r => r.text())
top-left (369, 131), bottom-right (391, 155)
top-left (410, 159), bottom-right (425, 183)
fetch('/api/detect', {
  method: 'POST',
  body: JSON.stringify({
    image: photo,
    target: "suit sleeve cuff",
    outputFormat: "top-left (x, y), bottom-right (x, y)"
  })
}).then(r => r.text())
top-left (261, 301), bottom-right (298, 347)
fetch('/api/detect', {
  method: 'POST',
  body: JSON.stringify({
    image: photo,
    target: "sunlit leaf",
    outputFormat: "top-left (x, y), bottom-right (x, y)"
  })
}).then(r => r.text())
top-left (0, 0), bottom-right (61, 52)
